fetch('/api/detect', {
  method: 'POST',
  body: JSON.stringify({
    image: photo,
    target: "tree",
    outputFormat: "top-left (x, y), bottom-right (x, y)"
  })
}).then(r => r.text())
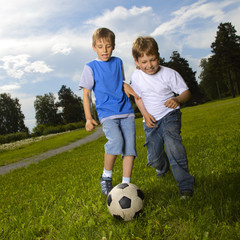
top-left (34, 93), bottom-right (61, 126)
top-left (164, 51), bottom-right (204, 105)
top-left (199, 57), bottom-right (229, 100)
top-left (0, 93), bottom-right (28, 135)
top-left (211, 22), bottom-right (240, 97)
top-left (57, 85), bottom-right (84, 124)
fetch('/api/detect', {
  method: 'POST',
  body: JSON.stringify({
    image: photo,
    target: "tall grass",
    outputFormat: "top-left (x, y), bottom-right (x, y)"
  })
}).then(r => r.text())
top-left (0, 98), bottom-right (239, 239)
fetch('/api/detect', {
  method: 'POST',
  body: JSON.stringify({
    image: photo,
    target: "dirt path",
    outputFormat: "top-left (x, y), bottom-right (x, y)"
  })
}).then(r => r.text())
top-left (0, 127), bottom-right (104, 175)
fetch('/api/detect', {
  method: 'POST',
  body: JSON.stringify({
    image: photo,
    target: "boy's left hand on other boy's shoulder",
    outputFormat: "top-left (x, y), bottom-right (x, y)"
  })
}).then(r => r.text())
top-left (164, 98), bottom-right (179, 109)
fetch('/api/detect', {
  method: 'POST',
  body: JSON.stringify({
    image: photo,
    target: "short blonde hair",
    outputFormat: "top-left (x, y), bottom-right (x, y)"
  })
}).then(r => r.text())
top-left (92, 28), bottom-right (115, 48)
top-left (132, 36), bottom-right (160, 60)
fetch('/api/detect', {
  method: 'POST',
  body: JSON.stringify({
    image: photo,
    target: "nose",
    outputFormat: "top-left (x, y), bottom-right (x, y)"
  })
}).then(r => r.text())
top-left (103, 45), bottom-right (108, 52)
top-left (147, 61), bottom-right (153, 69)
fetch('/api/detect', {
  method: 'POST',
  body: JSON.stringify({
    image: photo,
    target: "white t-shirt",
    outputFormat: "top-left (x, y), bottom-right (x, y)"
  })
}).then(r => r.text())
top-left (130, 66), bottom-right (188, 121)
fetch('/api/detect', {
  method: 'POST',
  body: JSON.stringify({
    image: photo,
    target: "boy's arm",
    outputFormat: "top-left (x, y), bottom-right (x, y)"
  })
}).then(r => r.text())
top-left (164, 90), bottom-right (191, 109)
top-left (123, 83), bottom-right (140, 99)
top-left (135, 97), bottom-right (156, 128)
top-left (83, 88), bottom-right (98, 131)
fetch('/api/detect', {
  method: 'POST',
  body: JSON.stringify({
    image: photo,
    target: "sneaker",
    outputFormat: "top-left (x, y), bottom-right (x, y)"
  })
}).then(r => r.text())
top-left (180, 191), bottom-right (193, 200)
top-left (156, 162), bottom-right (169, 177)
top-left (156, 169), bottom-right (165, 177)
top-left (100, 175), bottom-right (113, 196)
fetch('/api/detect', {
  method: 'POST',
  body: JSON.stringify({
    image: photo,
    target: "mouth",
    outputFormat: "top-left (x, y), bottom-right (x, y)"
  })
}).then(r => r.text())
top-left (145, 67), bottom-right (157, 74)
top-left (146, 68), bottom-right (155, 71)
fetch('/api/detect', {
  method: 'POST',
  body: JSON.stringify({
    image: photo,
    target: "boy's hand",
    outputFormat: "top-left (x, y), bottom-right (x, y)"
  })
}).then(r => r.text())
top-left (85, 119), bottom-right (98, 131)
top-left (144, 113), bottom-right (156, 128)
top-left (164, 98), bottom-right (180, 109)
top-left (123, 83), bottom-right (141, 99)
top-left (165, 90), bottom-right (191, 108)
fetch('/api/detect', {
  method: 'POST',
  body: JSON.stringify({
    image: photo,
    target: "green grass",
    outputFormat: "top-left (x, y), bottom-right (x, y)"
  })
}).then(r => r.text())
top-left (0, 97), bottom-right (240, 239)
top-left (0, 128), bottom-right (92, 166)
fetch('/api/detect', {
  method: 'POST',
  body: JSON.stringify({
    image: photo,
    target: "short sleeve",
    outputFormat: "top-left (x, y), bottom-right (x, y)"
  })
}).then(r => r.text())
top-left (130, 72), bottom-right (142, 97)
top-left (170, 71), bottom-right (188, 95)
top-left (79, 65), bottom-right (94, 90)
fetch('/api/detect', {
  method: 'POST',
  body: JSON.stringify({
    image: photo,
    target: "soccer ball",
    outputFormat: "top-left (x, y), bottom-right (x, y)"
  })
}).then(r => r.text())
top-left (106, 183), bottom-right (144, 221)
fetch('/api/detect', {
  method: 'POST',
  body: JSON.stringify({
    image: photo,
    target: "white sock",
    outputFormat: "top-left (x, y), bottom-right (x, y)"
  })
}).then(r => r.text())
top-left (102, 169), bottom-right (112, 178)
top-left (122, 177), bottom-right (130, 183)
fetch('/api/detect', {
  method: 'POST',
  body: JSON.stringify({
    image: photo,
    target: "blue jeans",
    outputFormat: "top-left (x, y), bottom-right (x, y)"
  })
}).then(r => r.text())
top-left (143, 109), bottom-right (194, 195)
top-left (102, 117), bottom-right (137, 157)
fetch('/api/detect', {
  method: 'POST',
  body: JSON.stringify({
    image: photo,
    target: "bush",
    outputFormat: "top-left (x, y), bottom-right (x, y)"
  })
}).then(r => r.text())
top-left (32, 121), bottom-right (86, 137)
top-left (31, 124), bottom-right (45, 137)
top-left (0, 132), bottom-right (29, 144)
top-left (43, 125), bottom-right (65, 135)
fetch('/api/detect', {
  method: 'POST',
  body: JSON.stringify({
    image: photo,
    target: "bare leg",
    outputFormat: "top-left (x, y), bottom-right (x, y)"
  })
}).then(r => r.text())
top-left (122, 155), bottom-right (134, 178)
top-left (104, 153), bottom-right (117, 171)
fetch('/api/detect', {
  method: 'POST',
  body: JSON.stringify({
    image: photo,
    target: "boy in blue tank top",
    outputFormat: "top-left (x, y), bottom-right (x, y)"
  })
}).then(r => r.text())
top-left (79, 28), bottom-right (137, 196)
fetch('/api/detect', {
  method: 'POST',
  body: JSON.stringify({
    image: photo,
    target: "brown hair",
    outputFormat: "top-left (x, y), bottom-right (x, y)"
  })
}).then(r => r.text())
top-left (132, 36), bottom-right (160, 60)
top-left (92, 28), bottom-right (115, 48)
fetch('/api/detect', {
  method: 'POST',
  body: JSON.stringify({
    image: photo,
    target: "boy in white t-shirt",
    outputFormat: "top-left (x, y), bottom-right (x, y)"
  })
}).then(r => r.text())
top-left (130, 36), bottom-right (195, 198)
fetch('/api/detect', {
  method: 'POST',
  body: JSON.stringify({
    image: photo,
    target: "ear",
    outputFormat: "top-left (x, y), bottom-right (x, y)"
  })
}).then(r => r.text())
top-left (92, 44), bottom-right (97, 52)
top-left (134, 58), bottom-right (140, 67)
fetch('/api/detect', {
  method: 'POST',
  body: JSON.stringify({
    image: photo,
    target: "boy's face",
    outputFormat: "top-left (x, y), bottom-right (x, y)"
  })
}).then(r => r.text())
top-left (93, 38), bottom-right (114, 61)
top-left (135, 53), bottom-right (159, 75)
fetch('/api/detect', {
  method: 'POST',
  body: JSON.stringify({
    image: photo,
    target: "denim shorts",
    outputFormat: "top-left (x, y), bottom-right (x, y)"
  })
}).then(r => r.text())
top-left (102, 117), bottom-right (137, 157)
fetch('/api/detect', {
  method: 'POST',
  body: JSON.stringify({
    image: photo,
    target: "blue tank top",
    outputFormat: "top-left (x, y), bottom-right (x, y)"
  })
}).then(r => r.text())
top-left (87, 57), bottom-right (134, 121)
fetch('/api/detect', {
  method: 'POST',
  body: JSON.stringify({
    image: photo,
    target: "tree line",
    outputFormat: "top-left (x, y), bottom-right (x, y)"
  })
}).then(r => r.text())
top-left (0, 22), bottom-right (239, 137)
top-left (199, 22), bottom-right (240, 99)
top-left (0, 85), bottom-right (87, 136)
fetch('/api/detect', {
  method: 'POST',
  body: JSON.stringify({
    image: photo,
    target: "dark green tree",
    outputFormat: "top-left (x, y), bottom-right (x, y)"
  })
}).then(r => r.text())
top-left (211, 22), bottom-right (240, 97)
top-left (0, 93), bottom-right (28, 135)
top-left (34, 93), bottom-right (61, 126)
top-left (199, 56), bottom-right (229, 100)
top-left (57, 85), bottom-right (84, 124)
top-left (164, 51), bottom-right (204, 105)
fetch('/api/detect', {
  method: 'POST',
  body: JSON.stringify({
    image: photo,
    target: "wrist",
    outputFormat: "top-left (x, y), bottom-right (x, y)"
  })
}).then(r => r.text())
top-left (86, 117), bottom-right (93, 121)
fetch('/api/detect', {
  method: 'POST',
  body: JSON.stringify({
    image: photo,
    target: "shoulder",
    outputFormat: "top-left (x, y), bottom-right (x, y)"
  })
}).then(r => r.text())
top-left (158, 66), bottom-right (182, 78)
top-left (86, 59), bottom-right (97, 67)
top-left (160, 66), bottom-right (182, 75)
top-left (111, 56), bottom-right (123, 64)
top-left (131, 69), bottom-right (141, 77)
top-left (159, 65), bottom-right (175, 74)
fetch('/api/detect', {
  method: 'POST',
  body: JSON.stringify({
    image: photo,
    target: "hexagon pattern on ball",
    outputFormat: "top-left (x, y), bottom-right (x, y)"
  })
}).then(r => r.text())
top-left (107, 183), bottom-right (144, 221)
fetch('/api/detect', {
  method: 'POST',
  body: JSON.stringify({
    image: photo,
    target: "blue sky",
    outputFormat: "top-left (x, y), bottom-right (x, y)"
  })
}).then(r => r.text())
top-left (0, 0), bottom-right (239, 130)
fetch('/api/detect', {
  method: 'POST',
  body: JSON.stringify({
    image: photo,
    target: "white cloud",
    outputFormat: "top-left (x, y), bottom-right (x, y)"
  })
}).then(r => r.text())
top-left (51, 38), bottom-right (72, 55)
top-left (85, 5), bottom-right (155, 34)
top-left (0, 84), bottom-right (21, 92)
top-left (0, 55), bottom-right (53, 79)
top-left (86, 6), bottom-right (152, 25)
top-left (0, 0), bottom-right (75, 36)
top-left (151, 0), bottom-right (238, 37)
top-left (25, 61), bottom-right (53, 74)
top-left (184, 27), bottom-right (217, 49)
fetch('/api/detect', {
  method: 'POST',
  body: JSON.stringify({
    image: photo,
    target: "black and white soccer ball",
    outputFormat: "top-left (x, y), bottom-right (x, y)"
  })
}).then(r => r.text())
top-left (106, 183), bottom-right (144, 221)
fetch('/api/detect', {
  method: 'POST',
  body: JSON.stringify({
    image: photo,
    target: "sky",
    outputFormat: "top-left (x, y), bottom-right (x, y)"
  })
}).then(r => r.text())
top-left (0, 0), bottom-right (239, 131)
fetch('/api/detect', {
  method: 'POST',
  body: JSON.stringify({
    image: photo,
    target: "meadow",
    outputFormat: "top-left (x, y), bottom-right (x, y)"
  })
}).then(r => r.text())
top-left (0, 97), bottom-right (239, 240)
top-left (0, 129), bottom-right (92, 166)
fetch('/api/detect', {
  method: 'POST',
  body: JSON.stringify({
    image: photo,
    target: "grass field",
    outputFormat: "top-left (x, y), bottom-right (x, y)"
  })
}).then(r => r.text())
top-left (0, 97), bottom-right (239, 239)
top-left (0, 128), bottom-right (92, 166)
